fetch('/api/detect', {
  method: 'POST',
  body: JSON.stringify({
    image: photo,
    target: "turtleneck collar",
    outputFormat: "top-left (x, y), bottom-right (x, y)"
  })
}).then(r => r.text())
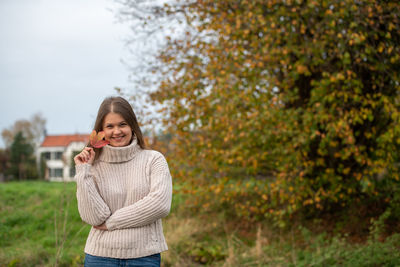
top-left (98, 137), bottom-right (142, 163)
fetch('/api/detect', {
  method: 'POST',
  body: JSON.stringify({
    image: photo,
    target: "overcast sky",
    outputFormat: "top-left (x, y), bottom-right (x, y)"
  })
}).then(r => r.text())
top-left (0, 0), bottom-right (135, 148)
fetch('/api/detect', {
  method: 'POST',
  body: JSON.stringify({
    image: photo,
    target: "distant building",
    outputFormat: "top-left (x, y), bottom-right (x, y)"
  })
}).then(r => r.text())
top-left (37, 134), bottom-right (88, 181)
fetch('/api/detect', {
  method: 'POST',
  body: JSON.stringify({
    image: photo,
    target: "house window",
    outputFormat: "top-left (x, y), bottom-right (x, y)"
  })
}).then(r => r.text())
top-left (55, 169), bottom-right (63, 177)
top-left (42, 152), bottom-right (51, 160)
top-left (54, 152), bottom-right (63, 160)
top-left (50, 168), bottom-right (63, 177)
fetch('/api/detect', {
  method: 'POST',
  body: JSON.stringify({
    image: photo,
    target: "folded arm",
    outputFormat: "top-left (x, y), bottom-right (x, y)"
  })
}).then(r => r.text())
top-left (105, 153), bottom-right (172, 231)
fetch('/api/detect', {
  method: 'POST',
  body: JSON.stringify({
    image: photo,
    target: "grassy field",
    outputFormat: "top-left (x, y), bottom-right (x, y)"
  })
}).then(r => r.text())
top-left (0, 181), bottom-right (88, 266)
top-left (1, 181), bottom-right (399, 267)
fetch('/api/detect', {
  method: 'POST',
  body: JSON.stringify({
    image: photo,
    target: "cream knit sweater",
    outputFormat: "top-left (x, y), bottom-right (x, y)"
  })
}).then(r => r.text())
top-left (75, 138), bottom-right (172, 259)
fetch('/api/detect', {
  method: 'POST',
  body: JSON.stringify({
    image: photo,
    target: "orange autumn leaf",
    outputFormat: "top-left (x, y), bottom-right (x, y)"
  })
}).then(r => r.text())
top-left (89, 130), bottom-right (110, 148)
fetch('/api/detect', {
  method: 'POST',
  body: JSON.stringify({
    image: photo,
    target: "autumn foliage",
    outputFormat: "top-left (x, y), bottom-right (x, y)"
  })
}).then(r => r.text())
top-left (121, 0), bottom-right (400, 223)
top-left (89, 130), bottom-right (110, 148)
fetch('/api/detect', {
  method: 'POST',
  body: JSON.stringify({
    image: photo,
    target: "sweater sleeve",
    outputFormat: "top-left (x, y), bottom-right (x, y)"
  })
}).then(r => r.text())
top-left (104, 153), bottom-right (172, 231)
top-left (75, 163), bottom-right (111, 226)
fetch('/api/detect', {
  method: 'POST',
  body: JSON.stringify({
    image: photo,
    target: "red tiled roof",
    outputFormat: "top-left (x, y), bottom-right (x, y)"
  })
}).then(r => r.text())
top-left (41, 134), bottom-right (89, 147)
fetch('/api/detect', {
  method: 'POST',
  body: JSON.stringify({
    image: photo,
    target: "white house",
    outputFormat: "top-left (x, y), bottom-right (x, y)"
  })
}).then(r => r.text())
top-left (37, 134), bottom-right (88, 181)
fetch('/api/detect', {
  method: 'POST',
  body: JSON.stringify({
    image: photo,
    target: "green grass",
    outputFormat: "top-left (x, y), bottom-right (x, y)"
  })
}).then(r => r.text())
top-left (0, 181), bottom-right (89, 267)
top-left (1, 181), bottom-right (399, 267)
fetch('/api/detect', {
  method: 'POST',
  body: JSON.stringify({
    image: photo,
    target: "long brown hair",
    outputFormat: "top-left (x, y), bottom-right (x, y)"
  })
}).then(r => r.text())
top-left (90, 96), bottom-right (146, 160)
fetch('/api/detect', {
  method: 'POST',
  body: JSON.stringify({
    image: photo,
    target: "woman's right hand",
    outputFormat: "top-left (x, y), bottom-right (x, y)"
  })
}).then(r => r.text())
top-left (74, 147), bottom-right (95, 165)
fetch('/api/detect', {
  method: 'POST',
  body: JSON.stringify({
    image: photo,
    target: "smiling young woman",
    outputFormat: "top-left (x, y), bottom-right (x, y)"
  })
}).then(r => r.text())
top-left (73, 96), bottom-right (172, 267)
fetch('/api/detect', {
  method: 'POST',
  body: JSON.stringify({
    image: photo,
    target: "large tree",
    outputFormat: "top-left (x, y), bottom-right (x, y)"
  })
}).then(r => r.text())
top-left (118, 0), bottom-right (400, 221)
top-left (8, 132), bottom-right (38, 180)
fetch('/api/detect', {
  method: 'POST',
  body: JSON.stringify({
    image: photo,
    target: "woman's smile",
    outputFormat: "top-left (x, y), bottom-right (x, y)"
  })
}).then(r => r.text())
top-left (112, 135), bottom-right (127, 142)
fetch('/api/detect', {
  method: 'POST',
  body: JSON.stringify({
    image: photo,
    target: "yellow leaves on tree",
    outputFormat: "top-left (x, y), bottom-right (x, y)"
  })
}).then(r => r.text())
top-left (121, 0), bottom-right (400, 224)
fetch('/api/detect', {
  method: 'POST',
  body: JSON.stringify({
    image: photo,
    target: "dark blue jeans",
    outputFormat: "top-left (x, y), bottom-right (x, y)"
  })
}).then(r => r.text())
top-left (84, 253), bottom-right (161, 267)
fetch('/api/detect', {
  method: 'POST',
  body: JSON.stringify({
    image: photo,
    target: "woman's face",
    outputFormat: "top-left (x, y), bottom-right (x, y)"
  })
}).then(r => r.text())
top-left (102, 112), bottom-right (133, 147)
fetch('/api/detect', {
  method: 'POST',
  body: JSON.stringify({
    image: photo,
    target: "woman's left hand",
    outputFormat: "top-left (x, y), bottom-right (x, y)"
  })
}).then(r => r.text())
top-left (94, 223), bottom-right (108, 230)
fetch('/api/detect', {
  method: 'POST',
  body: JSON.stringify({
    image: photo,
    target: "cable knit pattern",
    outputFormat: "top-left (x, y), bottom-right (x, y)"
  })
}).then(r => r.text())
top-left (75, 138), bottom-right (172, 259)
